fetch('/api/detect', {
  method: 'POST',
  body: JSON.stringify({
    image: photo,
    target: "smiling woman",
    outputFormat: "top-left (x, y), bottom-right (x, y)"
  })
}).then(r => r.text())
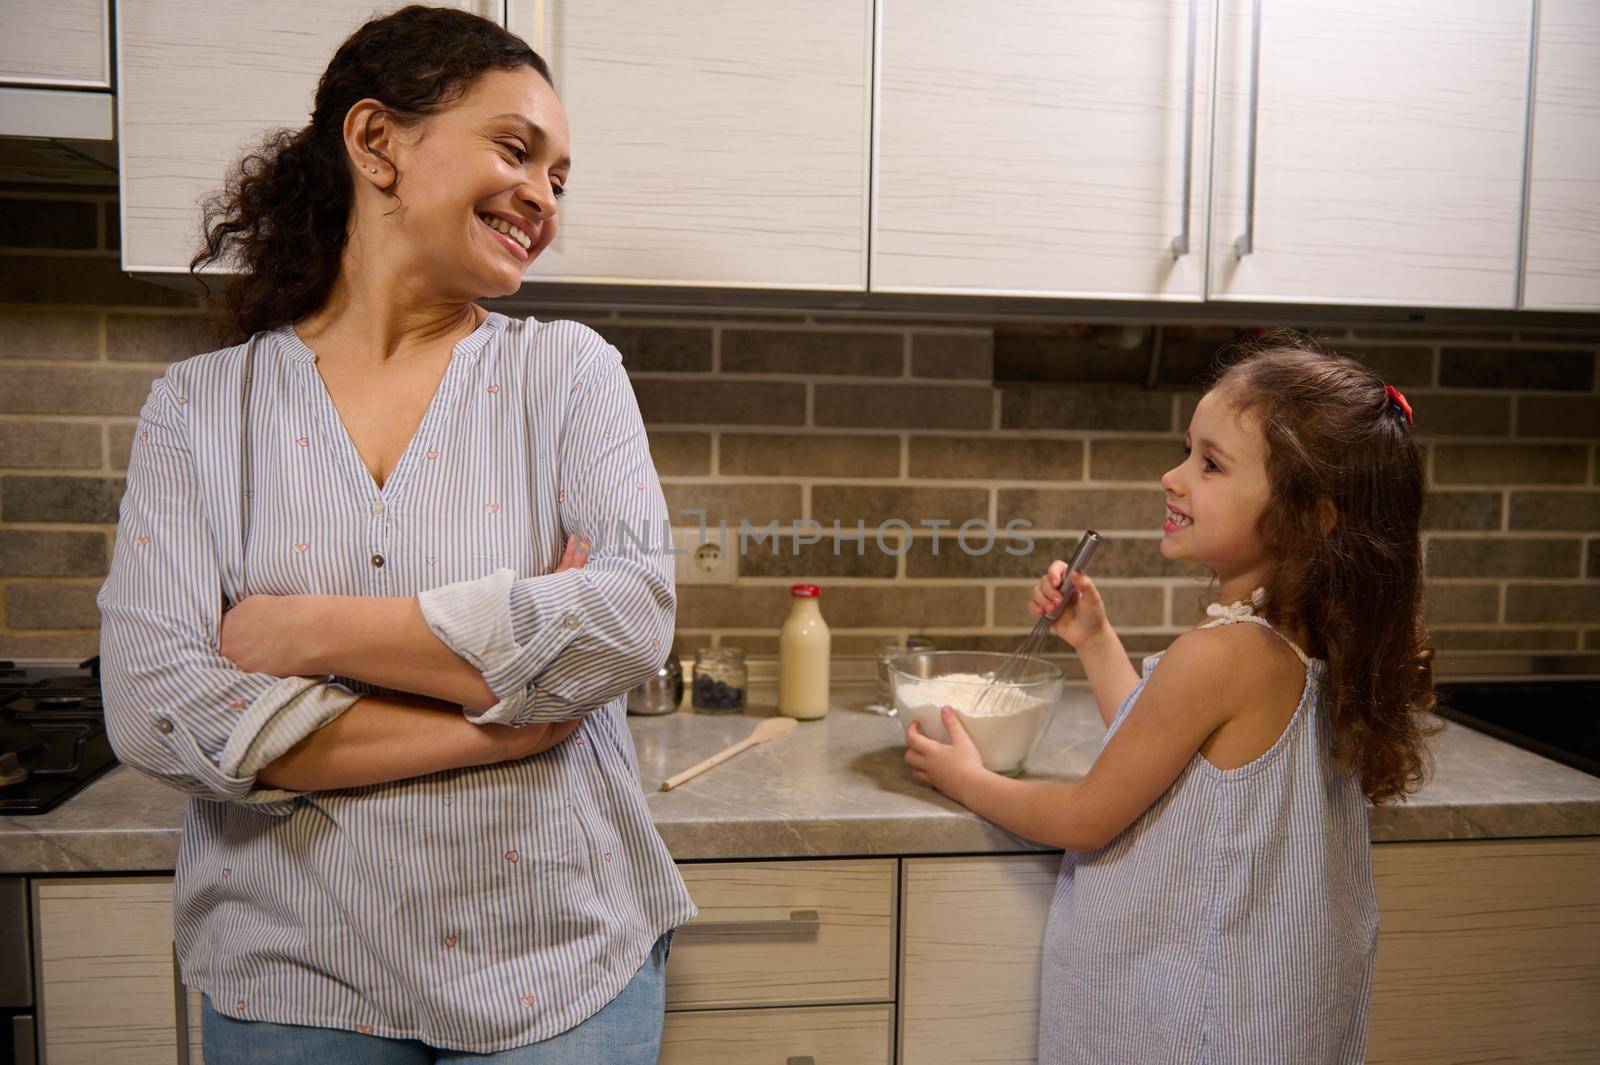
top-left (98, 5), bottom-right (692, 1062)
top-left (190, 8), bottom-right (569, 336)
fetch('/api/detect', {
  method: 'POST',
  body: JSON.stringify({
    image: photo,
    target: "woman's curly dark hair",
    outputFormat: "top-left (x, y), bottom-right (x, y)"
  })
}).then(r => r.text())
top-left (189, 5), bottom-right (550, 340)
top-left (1209, 333), bottom-right (1440, 805)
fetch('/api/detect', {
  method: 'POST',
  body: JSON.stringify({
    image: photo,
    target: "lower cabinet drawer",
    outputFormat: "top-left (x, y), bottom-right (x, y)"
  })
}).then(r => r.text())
top-left (668, 859), bottom-right (896, 1010)
top-left (661, 1004), bottom-right (893, 1065)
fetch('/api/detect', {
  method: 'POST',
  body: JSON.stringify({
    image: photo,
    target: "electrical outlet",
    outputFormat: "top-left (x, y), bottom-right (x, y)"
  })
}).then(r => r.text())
top-left (671, 525), bottom-right (737, 585)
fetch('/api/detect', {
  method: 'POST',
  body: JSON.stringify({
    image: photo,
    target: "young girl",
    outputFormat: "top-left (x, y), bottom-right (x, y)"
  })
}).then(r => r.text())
top-left (905, 336), bottom-right (1436, 1064)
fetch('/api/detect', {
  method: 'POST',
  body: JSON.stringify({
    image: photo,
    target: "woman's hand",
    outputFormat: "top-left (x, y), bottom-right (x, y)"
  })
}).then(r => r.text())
top-left (487, 718), bottom-right (584, 762)
top-left (904, 707), bottom-right (989, 807)
top-left (475, 533), bottom-right (591, 762)
top-left (219, 594), bottom-right (319, 677)
top-left (1030, 564), bottom-right (1112, 652)
top-left (554, 532), bottom-right (591, 573)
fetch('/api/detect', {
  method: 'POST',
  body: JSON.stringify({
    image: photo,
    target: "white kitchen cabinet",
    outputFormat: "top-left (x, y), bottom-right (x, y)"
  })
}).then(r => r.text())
top-left (897, 840), bottom-right (1600, 1065)
top-left (1521, 0), bottom-right (1600, 311)
top-left (668, 859), bottom-right (896, 1011)
top-left (897, 854), bottom-right (1059, 1065)
top-left (505, 0), bottom-right (871, 291)
top-left (1207, 0), bottom-right (1532, 308)
top-left (117, 0), bottom-right (498, 276)
top-left (1366, 838), bottom-right (1600, 1064)
top-left (661, 1004), bottom-right (893, 1065)
top-left (873, 0), bottom-right (1214, 301)
top-left (32, 877), bottom-right (187, 1065)
top-left (0, 0), bottom-right (109, 89)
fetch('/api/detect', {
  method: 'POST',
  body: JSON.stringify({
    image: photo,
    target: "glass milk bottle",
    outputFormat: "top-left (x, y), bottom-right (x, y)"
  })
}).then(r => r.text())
top-left (778, 583), bottom-right (831, 720)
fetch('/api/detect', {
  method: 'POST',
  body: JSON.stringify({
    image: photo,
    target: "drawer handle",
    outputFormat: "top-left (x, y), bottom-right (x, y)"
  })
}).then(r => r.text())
top-left (675, 908), bottom-right (820, 940)
top-left (787, 1058), bottom-right (816, 1065)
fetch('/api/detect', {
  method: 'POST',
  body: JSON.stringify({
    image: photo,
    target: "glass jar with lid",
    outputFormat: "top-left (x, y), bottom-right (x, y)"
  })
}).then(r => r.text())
top-left (692, 647), bottom-right (747, 713)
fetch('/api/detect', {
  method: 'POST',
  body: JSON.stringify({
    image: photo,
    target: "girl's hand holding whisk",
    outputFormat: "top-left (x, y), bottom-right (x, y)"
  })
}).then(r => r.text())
top-left (1031, 563), bottom-right (1111, 651)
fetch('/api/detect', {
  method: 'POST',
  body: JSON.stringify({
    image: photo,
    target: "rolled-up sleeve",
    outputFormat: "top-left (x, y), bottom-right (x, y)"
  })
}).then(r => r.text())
top-left (97, 371), bottom-right (360, 816)
top-left (418, 342), bottom-right (675, 726)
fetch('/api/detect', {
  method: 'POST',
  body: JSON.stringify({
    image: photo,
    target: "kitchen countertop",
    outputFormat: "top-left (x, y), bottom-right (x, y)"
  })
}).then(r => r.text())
top-left (5, 681), bottom-right (1600, 875)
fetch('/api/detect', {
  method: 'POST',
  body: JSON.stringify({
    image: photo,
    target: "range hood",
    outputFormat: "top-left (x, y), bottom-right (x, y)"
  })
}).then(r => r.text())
top-left (0, 85), bottom-right (116, 185)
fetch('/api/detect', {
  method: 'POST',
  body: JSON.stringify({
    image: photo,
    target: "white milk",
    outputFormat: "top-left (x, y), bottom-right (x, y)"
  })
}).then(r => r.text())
top-left (895, 671), bottom-right (1053, 775)
top-left (778, 584), bottom-right (831, 720)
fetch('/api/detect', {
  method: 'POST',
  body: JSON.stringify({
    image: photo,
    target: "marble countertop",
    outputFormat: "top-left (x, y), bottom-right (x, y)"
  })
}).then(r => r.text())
top-left (5, 681), bottom-right (1600, 875)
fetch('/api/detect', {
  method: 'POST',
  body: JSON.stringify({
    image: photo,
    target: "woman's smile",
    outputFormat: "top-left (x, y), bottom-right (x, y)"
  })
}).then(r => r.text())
top-left (477, 210), bottom-right (534, 262)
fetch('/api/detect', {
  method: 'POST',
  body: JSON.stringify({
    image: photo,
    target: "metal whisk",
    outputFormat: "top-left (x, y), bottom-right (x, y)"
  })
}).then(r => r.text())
top-left (970, 531), bottom-right (1102, 715)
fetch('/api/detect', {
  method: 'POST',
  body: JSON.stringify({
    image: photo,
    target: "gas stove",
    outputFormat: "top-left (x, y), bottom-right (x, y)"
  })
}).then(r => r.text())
top-left (0, 657), bottom-right (117, 816)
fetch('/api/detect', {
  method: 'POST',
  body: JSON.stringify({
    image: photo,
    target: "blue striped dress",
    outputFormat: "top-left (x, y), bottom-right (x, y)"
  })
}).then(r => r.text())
top-left (1039, 612), bottom-right (1378, 1064)
top-left (96, 311), bottom-right (697, 1052)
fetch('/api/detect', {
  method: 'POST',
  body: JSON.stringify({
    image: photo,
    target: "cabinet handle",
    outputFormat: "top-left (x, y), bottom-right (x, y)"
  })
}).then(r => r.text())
top-left (1171, 0), bottom-right (1200, 259)
top-left (1232, 0), bottom-right (1262, 258)
top-left (787, 1058), bottom-right (816, 1065)
top-left (532, 0), bottom-right (548, 55)
top-left (674, 909), bottom-right (821, 940)
top-left (1514, 0), bottom-right (1540, 308)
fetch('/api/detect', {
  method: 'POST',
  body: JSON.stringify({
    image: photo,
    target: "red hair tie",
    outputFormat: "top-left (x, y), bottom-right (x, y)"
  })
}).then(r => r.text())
top-left (1382, 384), bottom-right (1413, 425)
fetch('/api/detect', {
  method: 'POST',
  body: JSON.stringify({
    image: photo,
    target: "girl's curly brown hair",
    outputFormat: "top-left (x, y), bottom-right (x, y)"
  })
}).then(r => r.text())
top-left (189, 5), bottom-right (550, 341)
top-left (1209, 332), bottom-right (1439, 805)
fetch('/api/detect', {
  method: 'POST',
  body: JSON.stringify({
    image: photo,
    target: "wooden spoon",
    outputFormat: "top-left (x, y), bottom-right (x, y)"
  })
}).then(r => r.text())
top-left (660, 716), bottom-right (798, 792)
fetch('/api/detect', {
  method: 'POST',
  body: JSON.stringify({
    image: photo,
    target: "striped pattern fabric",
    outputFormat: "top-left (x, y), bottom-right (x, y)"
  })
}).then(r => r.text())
top-left (97, 312), bottom-right (697, 1052)
top-left (1039, 618), bottom-right (1378, 1064)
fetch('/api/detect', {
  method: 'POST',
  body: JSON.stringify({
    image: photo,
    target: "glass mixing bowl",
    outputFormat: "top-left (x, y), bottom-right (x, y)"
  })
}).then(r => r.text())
top-left (889, 650), bottom-right (1064, 777)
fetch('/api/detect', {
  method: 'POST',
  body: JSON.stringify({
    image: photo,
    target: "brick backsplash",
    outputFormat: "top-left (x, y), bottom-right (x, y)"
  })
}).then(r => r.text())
top-left (3, 189), bottom-right (1598, 664)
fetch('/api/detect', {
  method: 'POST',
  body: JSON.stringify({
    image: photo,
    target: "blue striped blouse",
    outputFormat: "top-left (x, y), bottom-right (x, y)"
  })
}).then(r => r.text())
top-left (96, 311), bottom-right (697, 1052)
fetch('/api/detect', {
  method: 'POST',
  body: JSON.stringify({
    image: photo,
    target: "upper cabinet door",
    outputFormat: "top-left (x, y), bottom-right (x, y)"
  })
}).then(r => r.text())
top-left (1208, 0), bottom-right (1531, 308)
top-left (1522, 0), bottom-right (1600, 311)
top-left (508, 1), bottom-right (871, 290)
top-left (873, 0), bottom-right (1214, 301)
top-left (118, 0), bottom-right (498, 276)
top-left (0, 0), bottom-right (109, 89)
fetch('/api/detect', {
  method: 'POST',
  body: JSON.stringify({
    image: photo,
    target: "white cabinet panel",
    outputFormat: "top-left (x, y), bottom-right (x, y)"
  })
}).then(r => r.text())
top-left (661, 1004), bottom-right (892, 1065)
top-left (896, 855), bottom-right (1059, 1065)
top-left (668, 859), bottom-right (895, 1010)
top-left (508, 0), bottom-right (871, 290)
top-left (118, 0), bottom-right (497, 275)
top-left (1208, 0), bottom-right (1530, 308)
top-left (1367, 838), bottom-right (1600, 1064)
top-left (1522, 0), bottom-right (1600, 311)
top-left (34, 877), bottom-right (182, 1065)
top-left (0, 0), bottom-right (108, 89)
top-left (874, 0), bottom-right (1213, 300)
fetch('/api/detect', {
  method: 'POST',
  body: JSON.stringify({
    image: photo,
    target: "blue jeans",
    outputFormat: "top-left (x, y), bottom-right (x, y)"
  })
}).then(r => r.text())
top-left (200, 931), bottom-right (673, 1064)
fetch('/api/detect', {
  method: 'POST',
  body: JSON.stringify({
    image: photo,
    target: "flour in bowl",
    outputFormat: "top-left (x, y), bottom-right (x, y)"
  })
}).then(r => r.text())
top-left (894, 672), bottom-right (1043, 717)
top-left (894, 671), bottom-right (1056, 775)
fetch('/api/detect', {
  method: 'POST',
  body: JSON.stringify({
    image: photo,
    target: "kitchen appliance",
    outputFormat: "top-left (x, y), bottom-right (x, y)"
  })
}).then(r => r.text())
top-left (0, 877), bottom-right (33, 1065)
top-left (627, 649), bottom-right (684, 716)
top-left (0, 87), bottom-right (117, 187)
top-left (0, 658), bottom-right (117, 817)
top-left (1435, 673), bottom-right (1600, 779)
